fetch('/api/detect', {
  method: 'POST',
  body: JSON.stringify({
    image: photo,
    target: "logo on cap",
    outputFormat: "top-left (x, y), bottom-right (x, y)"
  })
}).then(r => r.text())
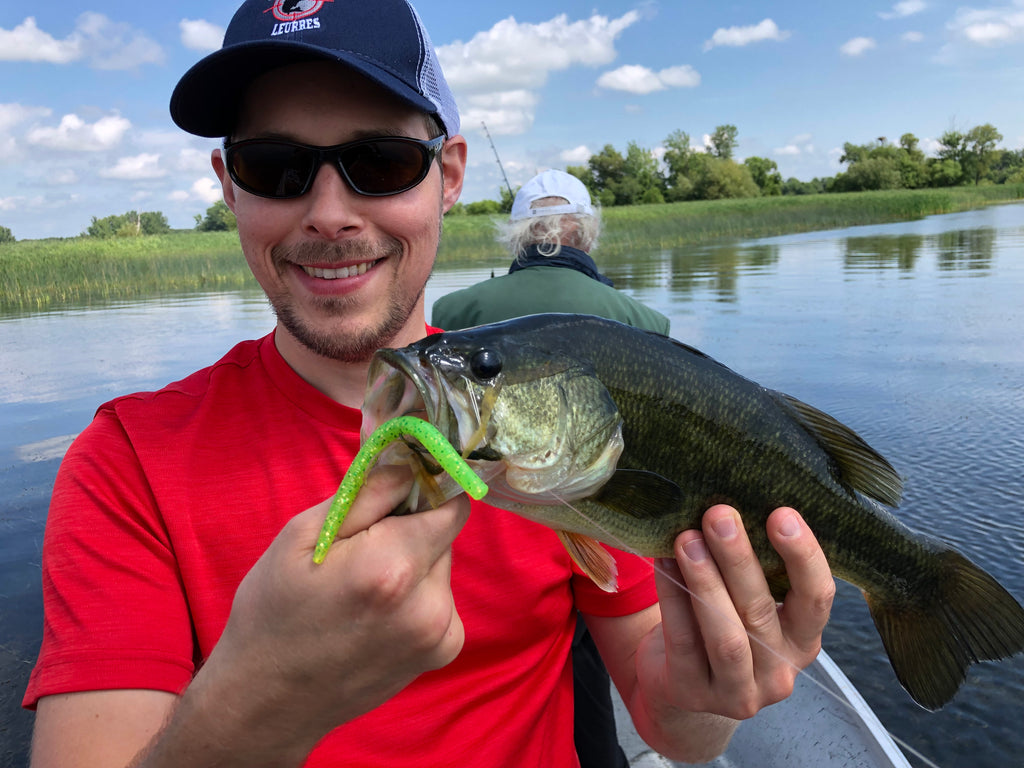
top-left (270, 0), bottom-right (332, 22)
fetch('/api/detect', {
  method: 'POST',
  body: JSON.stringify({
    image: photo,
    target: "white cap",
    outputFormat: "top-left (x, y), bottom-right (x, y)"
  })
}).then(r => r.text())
top-left (509, 169), bottom-right (595, 221)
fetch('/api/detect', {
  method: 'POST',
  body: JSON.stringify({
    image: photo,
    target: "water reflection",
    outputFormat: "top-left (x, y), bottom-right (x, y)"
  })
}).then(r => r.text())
top-left (665, 243), bottom-right (781, 303)
top-left (840, 228), bottom-right (998, 273)
top-left (844, 234), bottom-right (925, 272)
top-left (934, 228), bottom-right (996, 272)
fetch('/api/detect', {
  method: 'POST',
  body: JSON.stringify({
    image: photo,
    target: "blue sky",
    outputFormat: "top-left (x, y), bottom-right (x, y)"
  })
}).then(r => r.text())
top-left (2, 1), bottom-right (1021, 240)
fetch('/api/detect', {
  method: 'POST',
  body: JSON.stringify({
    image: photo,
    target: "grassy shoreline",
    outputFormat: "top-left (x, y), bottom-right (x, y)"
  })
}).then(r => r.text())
top-left (2, 185), bottom-right (1021, 313)
top-left (439, 184), bottom-right (1024, 261)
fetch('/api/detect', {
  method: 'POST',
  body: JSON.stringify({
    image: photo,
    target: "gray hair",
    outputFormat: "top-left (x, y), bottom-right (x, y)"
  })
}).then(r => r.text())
top-left (496, 197), bottom-right (602, 259)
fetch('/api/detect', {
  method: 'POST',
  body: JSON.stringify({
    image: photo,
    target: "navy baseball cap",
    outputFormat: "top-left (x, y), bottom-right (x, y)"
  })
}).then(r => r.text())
top-left (170, 0), bottom-right (459, 138)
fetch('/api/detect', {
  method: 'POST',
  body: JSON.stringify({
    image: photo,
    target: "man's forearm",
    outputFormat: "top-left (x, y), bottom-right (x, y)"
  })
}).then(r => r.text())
top-left (129, 656), bottom-right (329, 768)
top-left (628, 688), bottom-right (740, 764)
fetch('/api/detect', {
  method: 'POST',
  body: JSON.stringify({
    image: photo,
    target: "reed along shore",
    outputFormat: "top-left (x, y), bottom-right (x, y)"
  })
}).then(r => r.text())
top-left (3, 185), bottom-right (1021, 314)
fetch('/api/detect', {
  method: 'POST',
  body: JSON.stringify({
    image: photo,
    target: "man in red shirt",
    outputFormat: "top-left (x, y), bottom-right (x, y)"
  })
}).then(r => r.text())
top-left (25, 2), bottom-right (835, 766)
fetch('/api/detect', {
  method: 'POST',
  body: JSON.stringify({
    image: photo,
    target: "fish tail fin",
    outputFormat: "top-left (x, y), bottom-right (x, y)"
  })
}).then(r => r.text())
top-left (865, 549), bottom-right (1024, 710)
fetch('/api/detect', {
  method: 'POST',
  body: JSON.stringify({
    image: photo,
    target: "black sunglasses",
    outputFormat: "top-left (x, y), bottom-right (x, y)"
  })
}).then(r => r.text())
top-left (223, 135), bottom-right (446, 199)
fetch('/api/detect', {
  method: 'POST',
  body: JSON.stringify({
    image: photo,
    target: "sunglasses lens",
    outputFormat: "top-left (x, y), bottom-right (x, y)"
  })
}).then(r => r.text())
top-left (229, 142), bottom-right (317, 198)
top-left (340, 140), bottom-right (429, 195)
top-left (226, 138), bottom-right (438, 199)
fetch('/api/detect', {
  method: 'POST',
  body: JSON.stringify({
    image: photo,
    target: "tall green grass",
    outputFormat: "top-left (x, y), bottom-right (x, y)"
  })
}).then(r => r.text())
top-left (3, 185), bottom-right (1021, 313)
top-left (0, 231), bottom-right (255, 314)
top-left (598, 185), bottom-right (1024, 255)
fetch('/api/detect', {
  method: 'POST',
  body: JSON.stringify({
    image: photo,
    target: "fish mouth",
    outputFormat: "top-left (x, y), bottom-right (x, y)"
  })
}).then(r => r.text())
top-left (361, 347), bottom-right (506, 512)
top-left (362, 348), bottom-right (494, 460)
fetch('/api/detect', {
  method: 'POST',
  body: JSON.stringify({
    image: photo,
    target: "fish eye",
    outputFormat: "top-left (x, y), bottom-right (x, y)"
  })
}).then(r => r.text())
top-left (469, 348), bottom-right (502, 380)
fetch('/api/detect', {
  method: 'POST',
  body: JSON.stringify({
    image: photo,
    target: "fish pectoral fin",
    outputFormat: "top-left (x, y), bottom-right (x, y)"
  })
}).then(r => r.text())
top-left (774, 391), bottom-right (904, 508)
top-left (557, 530), bottom-right (619, 593)
top-left (593, 469), bottom-right (683, 519)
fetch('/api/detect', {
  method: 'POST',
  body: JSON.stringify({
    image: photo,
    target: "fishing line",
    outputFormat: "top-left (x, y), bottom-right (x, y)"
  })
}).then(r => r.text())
top-left (549, 490), bottom-right (943, 768)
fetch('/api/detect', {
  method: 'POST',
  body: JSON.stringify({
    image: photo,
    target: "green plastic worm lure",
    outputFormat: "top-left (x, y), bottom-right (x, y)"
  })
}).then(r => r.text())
top-left (313, 415), bottom-right (489, 564)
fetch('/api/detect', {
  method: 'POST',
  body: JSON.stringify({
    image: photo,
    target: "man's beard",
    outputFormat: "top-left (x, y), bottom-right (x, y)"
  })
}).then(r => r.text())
top-left (267, 237), bottom-right (425, 363)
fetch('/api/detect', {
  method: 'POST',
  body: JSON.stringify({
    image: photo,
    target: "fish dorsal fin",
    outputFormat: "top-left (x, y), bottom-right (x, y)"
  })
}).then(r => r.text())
top-left (557, 530), bottom-right (619, 593)
top-left (775, 391), bottom-right (903, 507)
top-left (593, 469), bottom-right (683, 519)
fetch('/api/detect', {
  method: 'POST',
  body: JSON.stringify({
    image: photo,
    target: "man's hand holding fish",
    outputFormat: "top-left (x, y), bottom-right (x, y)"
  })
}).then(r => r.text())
top-left (585, 504), bottom-right (834, 761)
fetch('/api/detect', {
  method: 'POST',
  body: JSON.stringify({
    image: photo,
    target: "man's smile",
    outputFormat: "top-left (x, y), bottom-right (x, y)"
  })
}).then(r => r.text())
top-left (300, 260), bottom-right (381, 280)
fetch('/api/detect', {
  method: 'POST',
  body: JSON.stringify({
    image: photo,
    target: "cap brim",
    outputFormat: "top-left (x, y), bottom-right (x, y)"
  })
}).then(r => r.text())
top-left (510, 202), bottom-right (594, 221)
top-left (170, 41), bottom-right (439, 138)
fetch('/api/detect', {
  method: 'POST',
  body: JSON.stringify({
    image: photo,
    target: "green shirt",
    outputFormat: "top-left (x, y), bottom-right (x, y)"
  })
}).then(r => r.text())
top-left (431, 265), bottom-right (671, 334)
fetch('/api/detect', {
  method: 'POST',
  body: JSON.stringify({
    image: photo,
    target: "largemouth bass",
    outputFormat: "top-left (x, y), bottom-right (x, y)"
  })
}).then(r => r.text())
top-left (362, 313), bottom-right (1024, 710)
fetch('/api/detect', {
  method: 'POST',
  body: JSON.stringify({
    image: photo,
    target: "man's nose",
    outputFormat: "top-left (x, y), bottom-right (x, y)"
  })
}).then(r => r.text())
top-left (300, 161), bottom-right (366, 240)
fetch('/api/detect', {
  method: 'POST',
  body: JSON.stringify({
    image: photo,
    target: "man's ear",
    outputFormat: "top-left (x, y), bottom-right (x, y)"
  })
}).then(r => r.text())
top-left (210, 147), bottom-right (237, 212)
top-left (440, 135), bottom-right (468, 213)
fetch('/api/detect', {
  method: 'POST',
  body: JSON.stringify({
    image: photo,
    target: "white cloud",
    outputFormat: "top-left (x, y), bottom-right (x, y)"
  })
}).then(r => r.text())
top-left (101, 154), bottom-right (166, 180)
top-left (170, 178), bottom-right (221, 205)
top-left (774, 134), bottom-right (815, 156)
top-left (0, 13), bottom-right (163, 69)
top-left (703, 19), bottom-right (790, 51)
top-left (0, 103), bottom-right (52, 133)
top-left (560, 145), bottom-right (592, 163)
top-left (902, 31), bottom-right (925, 42)
top-left (439, 12), bottom-right (640, 91)
top-left (77, 13), bottom-right (165, 70)
top-left (180, 19), bottom-right (223, 52)
top-left (597, 64), bottom-right (700, 94)
top-left (176, 147), bottom-right (215, 173)
top-left (658, 65), bottom-right (702, 88)
top-left (965, 20), bottom-right (1016, 43)
top-left (0, 104), bottom-right (39, 162)
top-left (437, 11), bottom-right (640, 134)
top-left (840, 37), bottom-right (877, 56)
top-left (26, 113), bottom-right (131, 151)
top-left (947, 3), bottom-right (1024, 47)
top-left (879, 1), bottom-right (927, 20)
top-left (596, 65), bottom-right (659, 93)
top-left (191, 177), bottom-right (223, 204)
top-left (459, 90), bottom-right (539, 135)
top-left (0, 18), bottom-right (80, 63)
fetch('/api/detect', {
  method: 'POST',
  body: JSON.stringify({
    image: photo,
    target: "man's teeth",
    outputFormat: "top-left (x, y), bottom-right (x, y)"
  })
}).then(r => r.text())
top-left (302, 262), bottom-right (373, 279)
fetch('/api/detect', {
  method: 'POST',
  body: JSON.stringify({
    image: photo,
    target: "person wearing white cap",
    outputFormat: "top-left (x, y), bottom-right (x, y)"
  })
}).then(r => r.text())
top-left (435, 169), bottom-right (669, 768)
top-left (25, 3), bottom-right (834, 767)
top-left (433, 169), bottom-right (670, 334)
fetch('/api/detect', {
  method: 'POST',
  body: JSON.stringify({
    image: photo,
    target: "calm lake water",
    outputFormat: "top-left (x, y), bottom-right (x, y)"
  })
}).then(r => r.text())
top-left (2, 204), bottom-right (1023, 767)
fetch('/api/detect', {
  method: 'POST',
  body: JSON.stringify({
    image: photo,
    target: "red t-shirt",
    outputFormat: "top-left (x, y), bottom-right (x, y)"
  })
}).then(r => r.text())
top-left (24, 331), bottom-right (657, 766)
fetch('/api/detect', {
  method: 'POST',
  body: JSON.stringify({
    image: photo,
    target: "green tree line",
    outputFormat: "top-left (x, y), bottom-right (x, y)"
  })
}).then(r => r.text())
top-left (85, 210), bottom-right (171, 238)
top-left (447, 121), bottom-right (1021, 215)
